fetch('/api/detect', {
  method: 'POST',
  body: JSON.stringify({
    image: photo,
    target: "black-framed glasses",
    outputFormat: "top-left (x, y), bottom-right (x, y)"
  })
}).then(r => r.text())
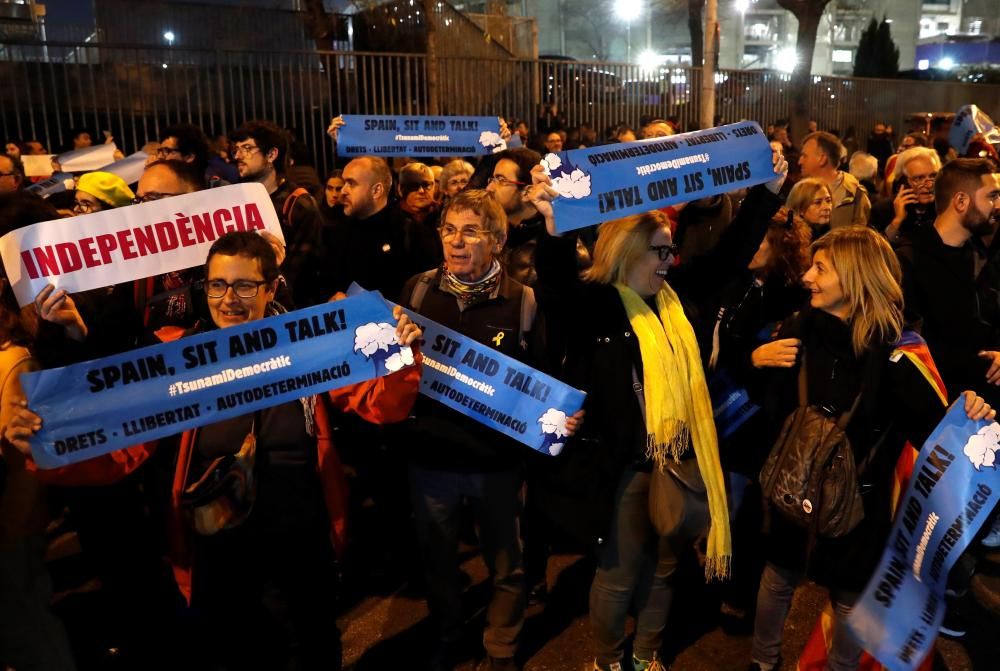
top-left (649, 244), bottom-right (679, 261)
top-left (73, 199), bottom-right (101, 214)
top-left (487, 174), bottom-right (527, 188)
top-left (154, 146), bottom-right (182, 159)
top-left (204, 279), bottom-right (270, 299)
top-left (231, 144), bottom-right (261, 158)
top-left (132, 192), bottom-right (181, 204)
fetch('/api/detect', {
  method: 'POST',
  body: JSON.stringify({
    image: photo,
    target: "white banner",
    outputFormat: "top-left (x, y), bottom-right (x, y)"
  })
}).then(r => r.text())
top-left (57, 144), bottom-right (119, 173)
top-left (100, 150), bottom-right (150, 185)
top-left (0, 183), bottom-right (285, 307)
top-left (22, 155), bottom-right (56, 178)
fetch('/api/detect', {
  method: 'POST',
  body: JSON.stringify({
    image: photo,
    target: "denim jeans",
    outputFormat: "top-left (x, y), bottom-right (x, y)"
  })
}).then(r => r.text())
top-left (751, 562), bottom-right (862, 671)
top-left (590, 468), bottom-right (700, 667)
top-left (409, 465), bottom-right (525, 659)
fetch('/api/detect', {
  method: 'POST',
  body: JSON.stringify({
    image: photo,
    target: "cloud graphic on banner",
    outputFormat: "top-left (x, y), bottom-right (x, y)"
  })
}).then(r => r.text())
top-left (353, 322), bottom-right (414, 373)
top-left (963, 422), bottom-right (1000, 471)
top-left (478, 131), bottom-right (506, 154)
top-left (538, 408), bottom-right (569, 456)
top-left (541, 152), bottom-right (592, 199)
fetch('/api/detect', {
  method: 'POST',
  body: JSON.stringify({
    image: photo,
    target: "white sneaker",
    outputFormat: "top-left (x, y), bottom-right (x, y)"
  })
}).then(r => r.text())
top-left (983, 515), bottom-right (1000, 548)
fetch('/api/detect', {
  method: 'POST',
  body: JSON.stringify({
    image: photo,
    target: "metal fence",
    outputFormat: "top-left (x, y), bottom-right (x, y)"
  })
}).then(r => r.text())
top-left (2, 42), bottom-right (999, 177)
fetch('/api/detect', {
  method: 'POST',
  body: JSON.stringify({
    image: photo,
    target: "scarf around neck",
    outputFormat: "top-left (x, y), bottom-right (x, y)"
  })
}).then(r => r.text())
top-left (441, 259), bottom-right (502, 309)
top-left (614, 282), bottom-right (731, 580)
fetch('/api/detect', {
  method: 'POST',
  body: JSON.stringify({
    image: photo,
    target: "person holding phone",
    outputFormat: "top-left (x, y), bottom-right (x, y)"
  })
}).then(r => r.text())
top-left (876, 147), bottom-right (941, 244)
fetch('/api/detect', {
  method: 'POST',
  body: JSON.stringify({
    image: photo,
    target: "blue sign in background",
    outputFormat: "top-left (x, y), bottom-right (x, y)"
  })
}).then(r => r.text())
top-left (543, 122), bottom-right (774, 232)
top-left (347, 284), bottom-right (585, 454)
top-left (336, 115), bottom-right (505, 157)
top-left (846, 402), bottom-right (1000, 670)
top-left (22, 292), bottom-right (409, 469)
top-left (26, 172), bottom-right (74, 198)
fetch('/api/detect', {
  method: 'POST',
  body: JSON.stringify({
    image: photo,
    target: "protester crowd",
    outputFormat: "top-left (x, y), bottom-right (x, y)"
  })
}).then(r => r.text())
top-left (1, 109), bottom-right (999, 671)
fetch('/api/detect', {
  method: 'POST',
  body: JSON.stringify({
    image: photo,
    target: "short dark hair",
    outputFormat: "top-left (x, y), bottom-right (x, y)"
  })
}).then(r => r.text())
top-left (934, 157), bottom-right (998, 213)
top-left (803, 131), bottom-right (844, 166)
top-left (144, 159), bottom-right (206, 192)
top-left (493, 147), bottom-right (541, 184)
top-left (70, 127), bottom-right (92, 142)
top-left (206, 231), bottom-right (279, 283)
top-left (904, 132), bottom-right (929, 148)
top-left (230, 120), bottom-right (290, 176)
top-left (160, 123), bottom-right (210, 172)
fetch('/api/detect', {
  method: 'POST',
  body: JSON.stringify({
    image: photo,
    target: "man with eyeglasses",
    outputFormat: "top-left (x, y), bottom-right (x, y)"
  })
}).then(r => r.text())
top-left (0, 155), bottom-right (24, 194)
top-left (873, 147), bottom-right (941, 244)
top-left (400, 189), bottom-right (572, 671)
top-left (230, 120), bottom-right (325, 308)
top-left (153, 123), bottom-right (238, 186)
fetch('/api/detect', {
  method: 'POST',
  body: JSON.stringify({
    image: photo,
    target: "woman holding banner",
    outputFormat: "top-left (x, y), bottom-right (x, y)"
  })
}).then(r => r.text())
top-left (747, 226), bottom-right (995, 671)
top-left (6, 231), bottom-right (423, 671)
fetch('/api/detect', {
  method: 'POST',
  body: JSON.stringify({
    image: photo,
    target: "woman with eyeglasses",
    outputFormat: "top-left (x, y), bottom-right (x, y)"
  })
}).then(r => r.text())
top-left (7, 231), bottom-right (422, 670)
top-left (71, 171), bottom-right (135, 216)
top-left (525, 151), bottom-right (788, 671)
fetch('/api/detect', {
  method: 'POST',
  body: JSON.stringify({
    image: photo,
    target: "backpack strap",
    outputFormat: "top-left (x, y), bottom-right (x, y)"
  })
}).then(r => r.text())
top-left (407, 269), bottom-right (438, 312)
top-left (518, 284), bottom-right (537, 349)
top-left (796, 353), bottom-right (808, 407)
top-left (281, 187), bottom-right (310, 223)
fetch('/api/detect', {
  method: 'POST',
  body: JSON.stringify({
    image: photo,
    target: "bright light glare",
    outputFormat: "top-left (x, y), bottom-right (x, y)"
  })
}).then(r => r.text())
top-left (938, 57), bottom-right (955, 70)
top-left (775, 47), bottom-right (798, 73)
top-left (637, 49), bottom-right (659, 71)
top-left (734, 0), bottom-right (750, 12)
top-left (614, 0), bottom-right (643, 23)
top-left (917, 59), bottom-right (929, 70)
top-left (163, 30), bottom-right (175, 43)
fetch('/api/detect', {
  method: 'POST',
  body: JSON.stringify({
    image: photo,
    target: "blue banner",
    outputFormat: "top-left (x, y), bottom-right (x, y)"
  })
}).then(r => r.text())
top-left (846, 402), bottom-right (1000, 670)
top-left (542, 122), bottom-right (774, 233)
top-left (26, 172), bottom-right (75, 198)
top-left (347, 284), bottom-right (585, 454)
top-left (21, 292), bottom-right (414, 469)
top-left (336, 115), bottom-right (506, 157)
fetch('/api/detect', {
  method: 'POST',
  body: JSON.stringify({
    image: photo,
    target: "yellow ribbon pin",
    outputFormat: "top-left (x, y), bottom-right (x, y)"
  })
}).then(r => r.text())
top-left (492, 331), bottom-right (505, 347)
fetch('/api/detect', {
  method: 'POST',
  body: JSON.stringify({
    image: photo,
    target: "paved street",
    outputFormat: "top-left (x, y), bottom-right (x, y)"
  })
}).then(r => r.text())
top-left (338, 551), bottom-right (979, 671)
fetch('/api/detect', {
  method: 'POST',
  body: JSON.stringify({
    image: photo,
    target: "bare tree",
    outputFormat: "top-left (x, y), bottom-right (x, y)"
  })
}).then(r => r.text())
top-left (777, 0), bottom-right (832, 141)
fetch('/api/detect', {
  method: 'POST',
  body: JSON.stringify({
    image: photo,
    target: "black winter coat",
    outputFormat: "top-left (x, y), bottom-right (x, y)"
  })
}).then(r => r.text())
top-left (758, 309), bottom-right (947, 591)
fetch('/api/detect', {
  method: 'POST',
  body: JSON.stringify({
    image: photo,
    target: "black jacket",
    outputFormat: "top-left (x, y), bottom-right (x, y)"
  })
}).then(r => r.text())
top-left (896, 225), bottom-right (1000, 404)
top-left (758, 309), bottom-right (945, 590)
top-left (400, 268), bottom-right (547, 473)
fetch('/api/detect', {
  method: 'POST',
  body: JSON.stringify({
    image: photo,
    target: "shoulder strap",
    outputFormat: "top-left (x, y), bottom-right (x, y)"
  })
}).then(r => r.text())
top-left (281, 187), bottom-right (310, 222)
top-left (519, 284), bottom-right (537, 347)
top-left (408, 269), bottom-right (438, 312)
top-left (797, 352), bottom-right (808, 407)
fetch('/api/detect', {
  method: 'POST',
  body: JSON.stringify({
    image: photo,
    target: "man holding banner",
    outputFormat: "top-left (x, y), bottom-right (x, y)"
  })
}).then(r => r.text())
top-left (6, 231), bottom-right (423, 670)
top-left (399, 189), bottom-right (581, 671)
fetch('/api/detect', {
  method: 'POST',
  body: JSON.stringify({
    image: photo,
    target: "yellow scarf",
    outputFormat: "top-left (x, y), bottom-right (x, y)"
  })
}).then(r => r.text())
top-left (615, 282), bottom-right (732, 580)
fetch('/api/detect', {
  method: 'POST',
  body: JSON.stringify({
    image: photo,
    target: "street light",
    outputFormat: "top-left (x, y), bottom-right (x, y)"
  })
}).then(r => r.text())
top-left (614, 0), bottom-right (642, 62)
top-left (163, 30), bottom-right (175, 45)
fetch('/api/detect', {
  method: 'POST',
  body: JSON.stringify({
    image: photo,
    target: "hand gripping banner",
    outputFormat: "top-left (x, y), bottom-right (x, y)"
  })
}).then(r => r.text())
top-left (336, 115), bottom-right (507, 157)
top-left (21, 292), bottom-right (413, 469)
top-left (542, 122), bottom-right (774, 233)
top-left (845, 401), bottom-right (1000, 670)
top-left (0, 183), bottom-right (285, 307)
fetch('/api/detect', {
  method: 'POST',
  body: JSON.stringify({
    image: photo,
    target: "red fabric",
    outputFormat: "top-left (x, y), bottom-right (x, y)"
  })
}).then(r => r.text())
top-left (30, 351), bottom-right (421, 604)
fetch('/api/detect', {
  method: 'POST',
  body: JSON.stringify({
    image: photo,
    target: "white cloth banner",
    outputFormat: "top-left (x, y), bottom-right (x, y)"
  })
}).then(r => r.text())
top-left (0, 183), bottom-right (285, 307)
top-left (100, 151), bottom-right (150, 185)
top-left (22, 155), bottom-right (56, 178)
top-left (57, 144), bottom-right (119, 173)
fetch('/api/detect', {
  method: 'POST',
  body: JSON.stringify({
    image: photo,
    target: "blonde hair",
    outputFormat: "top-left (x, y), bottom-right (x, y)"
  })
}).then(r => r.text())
top-left (811, 226), bottom-right (903, 355)
top-left (787, 177), bottom-right (832, 215)
top-left (584, 210), bottom-right (669, 285)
